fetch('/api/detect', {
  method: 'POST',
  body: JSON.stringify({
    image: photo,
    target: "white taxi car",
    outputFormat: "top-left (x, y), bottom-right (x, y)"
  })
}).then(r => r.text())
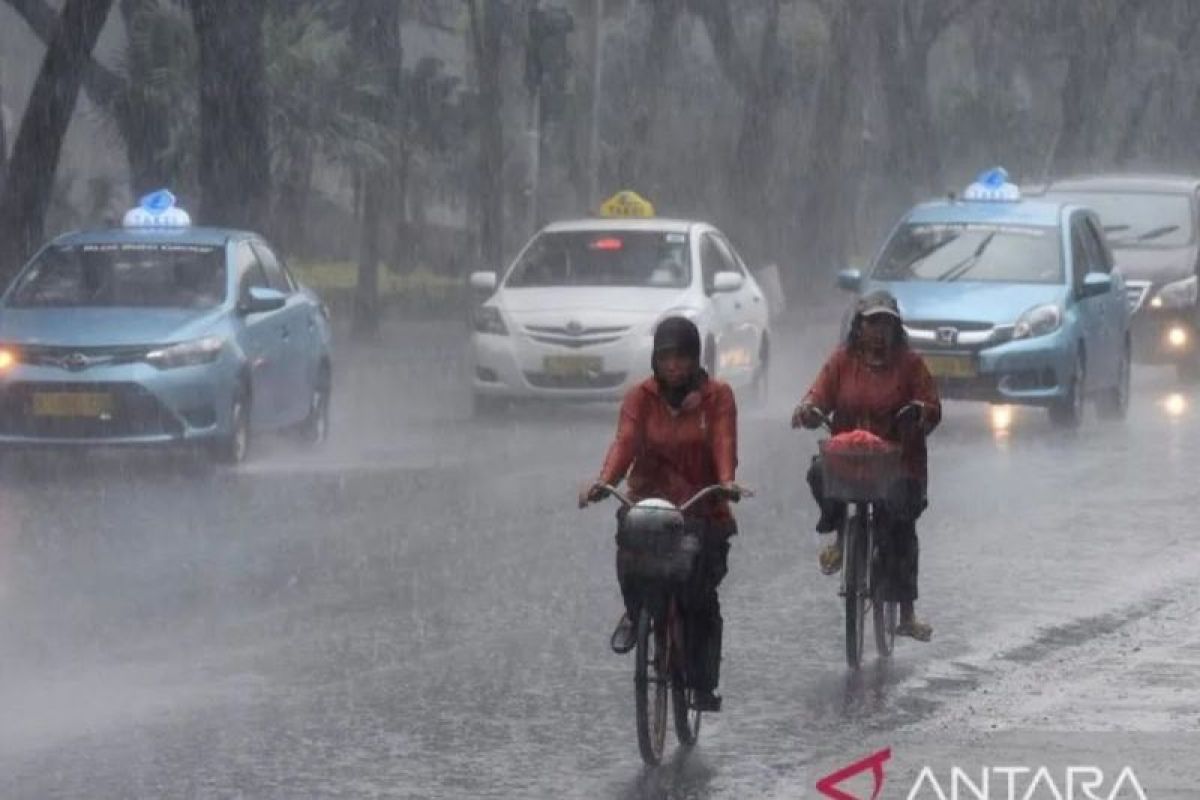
top-left (469, 193), bottom-right (771, 412)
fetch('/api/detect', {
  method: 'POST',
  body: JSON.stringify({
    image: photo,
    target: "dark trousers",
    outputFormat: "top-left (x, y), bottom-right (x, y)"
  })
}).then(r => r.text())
top-left (807, 457), bottom-right (924, 603)
top-left (616, 518), bottom-right (732, 694)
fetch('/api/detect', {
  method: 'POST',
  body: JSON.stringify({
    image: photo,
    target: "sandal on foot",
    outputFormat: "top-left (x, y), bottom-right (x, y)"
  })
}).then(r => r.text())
top-left (818, 542), bottom-right (843, 576)
top-left (896, 619), bottom-right (933, 642)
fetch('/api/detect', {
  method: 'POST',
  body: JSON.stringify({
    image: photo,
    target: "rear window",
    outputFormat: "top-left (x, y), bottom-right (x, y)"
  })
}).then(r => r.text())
top-left (505, 230), bottom-right (691, 289)
top-left (8, 243), bottom-right (227, 309)
top-left (874, 222), bottom-right (1063, 285)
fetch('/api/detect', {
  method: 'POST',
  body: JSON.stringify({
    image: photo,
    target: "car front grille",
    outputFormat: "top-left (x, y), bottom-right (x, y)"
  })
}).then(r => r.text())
top-left (1125, 280), bottom-right (1151, 315)
top-left (16, 344), bottom-right (152, 371)
top-left (0, 381), bottom-right (182, 439)
top-left (906, 321), bottom-right (1014, 352)
top-left (524, 371), bottom-right (627, 389)
top-left (524, 324), bottom-right (631, 349)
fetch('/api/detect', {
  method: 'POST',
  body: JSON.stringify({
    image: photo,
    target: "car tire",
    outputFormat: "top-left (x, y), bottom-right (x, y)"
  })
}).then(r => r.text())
top-left (746, 338), bottom-right (770, 409)
top-left (1097, 343), bottom-right (1130, 421)
top-left (298, 365), bottom-right (331, 445)
top-left (211, 388), bottom-right (251, 464)
top-left (1048, 353), bottom-right (1085, 430)
top-left (1177, 355), bottom-right (1200, 384)
top-left (704, 337), bottom-right (717, 377)
top-left (472, 392), bottom-right (505, 418)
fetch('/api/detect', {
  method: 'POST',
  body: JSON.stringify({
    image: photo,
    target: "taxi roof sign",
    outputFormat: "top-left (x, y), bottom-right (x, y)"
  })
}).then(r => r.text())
top-left (123, 188), bottom-right (191, 228)
top-left (963, 167), bottom-right (1020, 202)
top-left (598, 191), bottom-right (655, 219)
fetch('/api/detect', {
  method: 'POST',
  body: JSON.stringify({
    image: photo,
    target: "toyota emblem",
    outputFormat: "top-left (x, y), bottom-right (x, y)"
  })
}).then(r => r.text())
top-left (565, 320), bottom-right (583, 335)
top-left (62, 353), bottom-right (90, 371)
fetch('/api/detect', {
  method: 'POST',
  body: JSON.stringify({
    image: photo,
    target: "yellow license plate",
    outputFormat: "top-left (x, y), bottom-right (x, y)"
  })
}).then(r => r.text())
top-left (923, 354), bottom-right (977, 379)
top-left (31, 392), bottom-right (115, 418)
top-left (543, 355), bottom-right (602, 378)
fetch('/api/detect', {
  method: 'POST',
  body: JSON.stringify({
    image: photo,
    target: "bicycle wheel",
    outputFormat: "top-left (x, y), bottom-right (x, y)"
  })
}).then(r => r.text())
top-left (843, 515), bottom-right (867, 669)
top-left (671, 603), bottom-right (702, 747)
top-left (872, 559), bottom-right (897, 658)
top-left (635, 607), bottom-right (670, 765)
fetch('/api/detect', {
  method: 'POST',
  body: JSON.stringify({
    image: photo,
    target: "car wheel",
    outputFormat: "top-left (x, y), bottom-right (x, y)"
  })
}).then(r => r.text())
top-left (746, 338), bottom-right (770, 409)
top-left (212, 389), bottom-right (250, 464)
top-left (704, 337), bottom-right (717, 377)
top-left (1097, 343), bottom-right (1130, 421)
top-left (298, 366), bottom-right (331, 445)
top-left (1177, 355), bottom-right (1200, 384)
top-left (1048, 354), bottom-right (1085, 430)
top-left (472, 392), bottom-right (505, 418)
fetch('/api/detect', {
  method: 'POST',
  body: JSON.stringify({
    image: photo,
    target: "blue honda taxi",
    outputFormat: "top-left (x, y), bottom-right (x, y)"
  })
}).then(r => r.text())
top-left (838, 169), bottom-right (1130, 428)
top-left (0, 191), bottom-right (332, 462)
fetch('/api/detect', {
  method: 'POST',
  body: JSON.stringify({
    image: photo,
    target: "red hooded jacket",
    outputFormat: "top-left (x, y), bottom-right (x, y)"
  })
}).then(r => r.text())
top-left (600, 376), bottom-right (737, 522)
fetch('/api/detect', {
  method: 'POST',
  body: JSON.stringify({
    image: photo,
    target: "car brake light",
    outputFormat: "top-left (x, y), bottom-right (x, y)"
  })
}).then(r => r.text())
top-left (590, 237), bottom-right (624, 251)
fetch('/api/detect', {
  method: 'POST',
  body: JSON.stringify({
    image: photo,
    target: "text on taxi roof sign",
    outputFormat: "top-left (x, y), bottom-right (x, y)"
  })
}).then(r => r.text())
top-left (962, 167), bottom-right (1020, 202)
top-left (123, 188), bottom-right (192, 228)
top-left (599, 191), bottom-right (655, 218)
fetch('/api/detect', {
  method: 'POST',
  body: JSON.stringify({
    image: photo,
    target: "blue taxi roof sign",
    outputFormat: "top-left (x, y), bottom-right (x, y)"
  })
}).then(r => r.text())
top-left (123, 189), bottom-right (192, 228)
top-left (598, 190), bottom-right (655, 218)
top-left (963, 167), bottom-right (1020, 202)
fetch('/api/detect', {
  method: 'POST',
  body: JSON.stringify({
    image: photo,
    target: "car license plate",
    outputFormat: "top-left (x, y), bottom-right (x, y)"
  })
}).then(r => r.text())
top-left (923, 354), bottom-right (977, 379)
top-left (31, 392), bottom-right (115, 418)
top-left (543, 355), bottom-right (602, 378)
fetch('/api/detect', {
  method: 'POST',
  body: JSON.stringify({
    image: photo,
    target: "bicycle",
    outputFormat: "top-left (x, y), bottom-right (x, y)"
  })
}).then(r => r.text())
top-left (591, 483), bottom-right (746, 766)
top-left (805, 407), bottom-right (919, 669)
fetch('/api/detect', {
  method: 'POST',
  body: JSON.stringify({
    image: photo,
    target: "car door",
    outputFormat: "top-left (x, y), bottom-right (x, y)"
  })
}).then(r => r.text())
top-left (1069, 214), bottom-right (1110, 392)
top-left (714, 233), bottom-right (767, 365)
top-left (233, 241), bottom-right (286, 428)
top-left (1082, 213), bottom-right (1125, 383)
top-left (251, 240), bottom-right (311, 424)
top-left (698, 232), bottom-right (738, 373)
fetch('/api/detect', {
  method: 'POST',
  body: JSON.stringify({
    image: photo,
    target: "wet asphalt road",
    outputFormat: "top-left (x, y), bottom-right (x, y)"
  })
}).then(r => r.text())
top-left (2, 316), bottom-right (1200, 799)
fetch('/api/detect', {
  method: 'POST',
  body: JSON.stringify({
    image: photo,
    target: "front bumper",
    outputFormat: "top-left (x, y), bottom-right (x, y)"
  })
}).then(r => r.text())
top-left (472, 331), bottom-right (654, 401)
top-left (0, 360), bottom-right (237, 446)
top-left (1130, 309), bottom-right (1196, 364)
top-left (917, 328), bottom-right (1075, 406)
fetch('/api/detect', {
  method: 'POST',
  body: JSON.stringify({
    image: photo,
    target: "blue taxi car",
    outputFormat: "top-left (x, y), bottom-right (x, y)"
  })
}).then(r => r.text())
top-left (0, 191), bottom-right (332, 462)
top-left (838, 169), bottom-right (1130, 428)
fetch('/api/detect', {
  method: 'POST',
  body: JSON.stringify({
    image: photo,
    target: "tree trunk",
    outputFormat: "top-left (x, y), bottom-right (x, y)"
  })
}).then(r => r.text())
top-left (0, 0), bottom-right (116, 279)
top-left (117, 0), bottom-right (174, 195)
top-left (350, 0), bottom-right (403, 340)
top-left (794, 0), bottom-right (866, 297)
top-left (615, 0), bottom-right (683, 187)
top-left (468, 0), bottom-right (506, 271)
top-left (189, 0), bottom-right (270, 232)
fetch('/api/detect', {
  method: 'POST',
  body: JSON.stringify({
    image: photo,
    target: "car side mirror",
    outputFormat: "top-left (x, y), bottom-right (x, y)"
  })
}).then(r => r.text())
top-left (1079, 272), bottom-right (1113, 299)
top-left (239, 286), bottom-right (287, 314)
top-left (469, 271), bottom-right (498, 292)
top-left (712, 271), bottom-right (744, 293)
top-left (837, 268), bottom-right (863, 292)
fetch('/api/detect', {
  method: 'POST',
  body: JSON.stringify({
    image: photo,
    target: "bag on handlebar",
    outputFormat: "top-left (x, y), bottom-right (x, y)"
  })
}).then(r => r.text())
top-left (616, 504), bottom-right (702, 584)
top-left (819, 431), bottom-right (903, 503)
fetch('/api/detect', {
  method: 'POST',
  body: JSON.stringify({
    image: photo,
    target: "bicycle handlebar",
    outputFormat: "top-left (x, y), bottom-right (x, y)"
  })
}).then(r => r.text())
top-left (592, 482), bottom-right (752, 511)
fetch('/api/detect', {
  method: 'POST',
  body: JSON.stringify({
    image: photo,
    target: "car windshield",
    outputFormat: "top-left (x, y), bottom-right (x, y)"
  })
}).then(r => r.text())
top-left (8, 243), bottom-right (227, 309)
top-left (1044, 191), bottom-right (1194, 248)
top-left (874, 222), bottom-right (1063, 284)
top-left (505, 230), bottom-right (691, 289)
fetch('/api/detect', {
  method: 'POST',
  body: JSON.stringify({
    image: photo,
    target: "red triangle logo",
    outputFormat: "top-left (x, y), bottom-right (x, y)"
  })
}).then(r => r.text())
top-left (816, 747), bottom-right (892, 800)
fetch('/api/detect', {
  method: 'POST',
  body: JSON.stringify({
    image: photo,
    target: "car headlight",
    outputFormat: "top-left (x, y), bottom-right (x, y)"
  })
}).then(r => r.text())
top-left (473, 305), bottom-right (508, 336)
top-left (145, 336), bottom-right (225, 369)
top-left (1152, 275), bottom-right (1198, 310)
top-left (1013, 304), bottom-right (1063, 340)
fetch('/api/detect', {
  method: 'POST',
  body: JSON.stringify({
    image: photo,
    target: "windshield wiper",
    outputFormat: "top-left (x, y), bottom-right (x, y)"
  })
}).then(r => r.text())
top-left (1102, 224), bottom-right (1130, 233)
top-left (1135, 224), bottom-right (1180, 243)
top-left (936, 232), bottom-right (996, 282)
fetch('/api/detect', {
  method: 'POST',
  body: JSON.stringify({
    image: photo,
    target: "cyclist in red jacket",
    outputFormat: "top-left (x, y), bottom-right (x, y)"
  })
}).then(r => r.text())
top-left (792, 291), bottom-right (941, 641)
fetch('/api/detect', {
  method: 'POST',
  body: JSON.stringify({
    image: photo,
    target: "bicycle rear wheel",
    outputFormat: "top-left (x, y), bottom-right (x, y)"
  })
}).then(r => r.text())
top-left (843, 515), bottom-right (867, 669)
top-left (635, 607), bottom-right (669, 765)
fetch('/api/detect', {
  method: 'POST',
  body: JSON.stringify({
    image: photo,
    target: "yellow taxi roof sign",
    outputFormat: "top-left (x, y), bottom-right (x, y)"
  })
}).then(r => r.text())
top-left (598, 191), bottom-right (655, 219)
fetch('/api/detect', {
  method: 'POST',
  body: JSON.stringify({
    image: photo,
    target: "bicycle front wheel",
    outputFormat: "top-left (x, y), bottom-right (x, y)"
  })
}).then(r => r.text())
top-left (670, 603), bottom-right (702, 747)
top-left (635, 607), bottom-right (669, 765)
top-left (844, 515), bottom-right (867, 669)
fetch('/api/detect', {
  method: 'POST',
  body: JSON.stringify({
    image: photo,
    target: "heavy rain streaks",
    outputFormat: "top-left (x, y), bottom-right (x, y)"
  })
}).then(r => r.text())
top-left (3, 2), bottom-right (1200, 799)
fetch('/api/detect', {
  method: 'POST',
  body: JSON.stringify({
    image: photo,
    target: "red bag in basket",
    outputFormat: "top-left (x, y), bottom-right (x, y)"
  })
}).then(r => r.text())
top-left (821, 429), bottom-right (901, 487)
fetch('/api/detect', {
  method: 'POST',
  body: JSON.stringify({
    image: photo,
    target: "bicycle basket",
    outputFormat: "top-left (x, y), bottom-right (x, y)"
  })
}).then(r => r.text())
top-left (819, 436), bottom-right (903, 502)
top-left (617, 500), bottom-right (701, 583)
